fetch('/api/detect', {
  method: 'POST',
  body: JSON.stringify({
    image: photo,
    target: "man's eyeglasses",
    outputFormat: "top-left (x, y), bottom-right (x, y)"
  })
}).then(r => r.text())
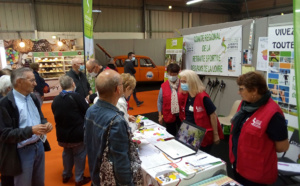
top-left (23, 78), bottom-right (36, 83)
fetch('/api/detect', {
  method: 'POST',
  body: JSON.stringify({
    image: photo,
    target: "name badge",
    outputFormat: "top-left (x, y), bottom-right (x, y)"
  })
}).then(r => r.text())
top-left (189, 105), bottom-right (194, 112)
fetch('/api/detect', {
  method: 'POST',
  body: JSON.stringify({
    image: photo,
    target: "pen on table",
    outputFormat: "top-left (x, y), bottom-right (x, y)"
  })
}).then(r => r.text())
top-left (197, 156), bottom-right (207, 161)
top-left (278, 163), bottom-right (289, 166)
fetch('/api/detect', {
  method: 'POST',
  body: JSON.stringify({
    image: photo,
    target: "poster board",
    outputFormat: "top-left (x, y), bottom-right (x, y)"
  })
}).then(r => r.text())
top-left (183, 26), bottom-right (242, 77)
top-left (165, 37), bottom-right (183, 81)
top-left (267, 25), bottom-right (297, 130)
top-left (256, 37), bottom-right (268, 71)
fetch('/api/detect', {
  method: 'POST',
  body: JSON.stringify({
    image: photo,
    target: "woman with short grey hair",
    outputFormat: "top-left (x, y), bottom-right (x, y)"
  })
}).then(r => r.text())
top-left (0, 75), bottom-right (12, 99)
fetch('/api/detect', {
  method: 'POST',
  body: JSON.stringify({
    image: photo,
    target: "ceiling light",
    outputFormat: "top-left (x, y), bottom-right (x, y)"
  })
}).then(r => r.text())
top-left (169, 6), bottom-right (172, 9)
top-left (19, 39), bottom-right (25, 48)
top-left (52, 35), bottom-right (57, 39)
top-left (281, 13), bottom-right (284, 15)
top-left (57, 38), bottom-right (63, 47)
top-left (186, 0), bottom-right (203, 5)
top-left (92, 10), bottom-right (102, 13)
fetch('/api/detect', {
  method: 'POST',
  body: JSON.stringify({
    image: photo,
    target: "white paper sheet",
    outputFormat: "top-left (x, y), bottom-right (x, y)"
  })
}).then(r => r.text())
top-left (186, 153), bottom-right (221, 166)
top-left (278, 162), bottom-right (300, 173)
top-left (140, 152), bottom-right (171, 169)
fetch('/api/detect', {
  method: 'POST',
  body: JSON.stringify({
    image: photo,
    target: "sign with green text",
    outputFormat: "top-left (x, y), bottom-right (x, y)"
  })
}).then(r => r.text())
top-left (183, 26), bottom-right (242, 76)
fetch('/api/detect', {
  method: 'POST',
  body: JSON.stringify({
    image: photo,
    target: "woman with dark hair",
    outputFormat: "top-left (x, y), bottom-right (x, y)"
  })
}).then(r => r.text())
top-left (157, 63), bottom-right (181, 136)
top-left (229, 71), bottom-right (289, 186)
top-left (30, 63), bottom-right (47, 105)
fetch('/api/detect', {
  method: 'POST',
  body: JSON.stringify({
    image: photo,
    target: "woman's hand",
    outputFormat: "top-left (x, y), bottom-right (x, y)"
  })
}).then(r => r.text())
top-left (158, 115), bottom-right (163, 124)
top-left (213, 133), bottom-right (220, 144)
top-left (129, 115), bottom-right (136, 122)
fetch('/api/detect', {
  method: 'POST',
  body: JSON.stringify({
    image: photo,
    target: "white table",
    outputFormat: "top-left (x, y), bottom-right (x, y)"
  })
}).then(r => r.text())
top-left (133, 119), bottom-right (227, 186)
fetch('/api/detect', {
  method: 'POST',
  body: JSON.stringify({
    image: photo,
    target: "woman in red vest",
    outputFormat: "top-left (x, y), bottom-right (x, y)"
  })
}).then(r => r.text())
top-left (178, 70), bottom-right (224, 153)
top-left (157, 63), bottom-right (181, 136)
top-left (229, 71), bottom-right (289, 185)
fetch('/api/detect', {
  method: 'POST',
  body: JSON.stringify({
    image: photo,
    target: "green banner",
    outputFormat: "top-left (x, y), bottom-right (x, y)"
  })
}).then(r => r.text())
top-left (165, 37), bottom-right (183, 81)
top-left (83, 0), bottom-right (93, 39)
top-left (33, 51), bottom-right (83, 57)
top-left (294, 0), bottom-right (300, 136)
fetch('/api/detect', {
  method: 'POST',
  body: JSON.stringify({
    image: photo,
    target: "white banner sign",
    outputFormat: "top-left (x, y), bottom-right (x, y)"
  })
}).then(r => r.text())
top-left (45, 79), bottom-right (62, 98)
top-left (256, 37), bottom-right (268, 71)
top-left (183, 26), bottom-right (242, 77)
top-left (267, 25), bottom-right (297, 129)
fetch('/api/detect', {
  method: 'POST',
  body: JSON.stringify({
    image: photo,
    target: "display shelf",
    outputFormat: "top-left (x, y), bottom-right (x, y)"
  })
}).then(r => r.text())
top-left (33, 53), bottom-right (83, 78)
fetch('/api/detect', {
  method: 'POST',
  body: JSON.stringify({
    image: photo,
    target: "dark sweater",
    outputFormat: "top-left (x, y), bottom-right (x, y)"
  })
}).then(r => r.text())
top-left (66, 69), bottom-right (91, 98)
top-left (124, 59), bottom-right (136, 75)
top-left (51, 91), bottom-right (89, 143)
top-left (33, 71), bottom-right (46, 96)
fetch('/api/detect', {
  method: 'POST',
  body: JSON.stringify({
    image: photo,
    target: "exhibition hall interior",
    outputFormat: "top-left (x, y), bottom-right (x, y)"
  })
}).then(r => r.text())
top-left (0, 0), bottom-right (299, 186)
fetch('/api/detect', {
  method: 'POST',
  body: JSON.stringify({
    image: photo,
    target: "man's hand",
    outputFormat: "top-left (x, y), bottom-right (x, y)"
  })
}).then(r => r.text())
top-left (45, 122), bottom-right (53, 133)
top-left (32, 124), bottom-right (48, 135)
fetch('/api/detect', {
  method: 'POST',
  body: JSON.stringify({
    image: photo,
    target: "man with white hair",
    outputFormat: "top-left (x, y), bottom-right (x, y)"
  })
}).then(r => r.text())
top-left (66, 57), bottom-right (92, 101)
top-left (0, 75), bottom-right (12, 99)
top-left (0, 67), bottom-right (53, 186)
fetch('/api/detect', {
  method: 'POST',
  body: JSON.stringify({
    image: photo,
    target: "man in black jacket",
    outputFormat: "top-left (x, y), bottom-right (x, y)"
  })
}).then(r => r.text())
top-left (66, 57), bottom-right (92, 103)
top-left (0, 67), bottom-right (53, 186)
top-left (124, 52), bottom-right (143, 108)
top-left (52, 75), bottom-right (90, 186)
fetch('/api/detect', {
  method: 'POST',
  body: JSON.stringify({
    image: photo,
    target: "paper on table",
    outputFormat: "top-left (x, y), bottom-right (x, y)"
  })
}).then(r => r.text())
top-left (187, 153), bottom-right (221, 166)
top-left (142, 119), bottom-right (158, 127)
top-left (278, 162), bottom-right (300, 173)
top-left (138, 142), bottom-right (160, 157)
top-left (140, 152), bottom-right (171, 169)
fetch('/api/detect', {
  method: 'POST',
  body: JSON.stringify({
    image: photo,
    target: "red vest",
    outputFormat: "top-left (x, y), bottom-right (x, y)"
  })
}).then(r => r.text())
top-left (178, 91), bottom-right (224, 147)
top-left (161, 81), bottom-right (177, 123)
top-left (229, 98), bottom-right (283, 184)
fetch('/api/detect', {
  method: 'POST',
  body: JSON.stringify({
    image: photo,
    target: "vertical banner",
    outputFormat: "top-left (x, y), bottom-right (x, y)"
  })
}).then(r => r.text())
top-left (83, 0), bottom-right (95, 92)
top-left (256, 37), bottom-right (268, 71)
top-left (183, 26), bottom-right (242, 77)
top-left (294, 0), bottom-right (300, 139)
top-left (0, 40), bottom-right (6, 69)
top-left (165, 37), bottom-right (183, 81)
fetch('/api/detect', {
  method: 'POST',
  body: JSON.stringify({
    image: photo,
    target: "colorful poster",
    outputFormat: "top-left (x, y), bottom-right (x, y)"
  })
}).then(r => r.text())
top-left (183, 26), bottom-right (242, 77)
top-left (256, 37), bottom-right (268, 71)
top-left (165, 37), bottom-right (183, 81)
top-left (267, 25), bottom-right (298, 129)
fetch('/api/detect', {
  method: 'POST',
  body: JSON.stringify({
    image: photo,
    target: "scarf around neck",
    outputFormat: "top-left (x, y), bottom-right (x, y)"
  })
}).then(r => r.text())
top-left (231, 91), bottom-right (271, 135)
top-left (169, 79), bottom-right (179, 114)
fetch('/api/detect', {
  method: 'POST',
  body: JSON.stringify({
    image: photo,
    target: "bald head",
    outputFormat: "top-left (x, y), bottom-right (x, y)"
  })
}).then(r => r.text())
top-left (96, 70), bottom-right (122, 101)
top-left (86, 58), bottom-right (103, 74)
top-left (71, 57), bottom-right (84, 65)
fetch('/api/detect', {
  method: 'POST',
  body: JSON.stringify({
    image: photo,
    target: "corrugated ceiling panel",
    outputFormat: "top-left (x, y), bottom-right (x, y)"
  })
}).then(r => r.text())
top-left (93, 0), bottom-right (142, 7)
top-left (241, 0), bottom-right (292, 12)
top-left (36, 4), bottom-right (83, 32)
top-left (151, 11), bottom-right (183, 32)
top-left (192, 13), bottom-right (230, 27)
top-left (0, 32), bottom-right (34, 39)
top-left (93, 8), bottom-right (143, 32)
top-left (0, 3), bottom-right (33, 31)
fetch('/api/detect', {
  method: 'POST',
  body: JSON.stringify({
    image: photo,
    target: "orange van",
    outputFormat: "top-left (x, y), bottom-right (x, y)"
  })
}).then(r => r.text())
top-left (97, 44), bottom-right (165, 82)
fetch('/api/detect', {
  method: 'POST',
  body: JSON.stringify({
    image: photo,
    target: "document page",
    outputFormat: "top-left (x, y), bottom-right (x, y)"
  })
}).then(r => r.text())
top-left (155, 140), bottom-right (195, 159)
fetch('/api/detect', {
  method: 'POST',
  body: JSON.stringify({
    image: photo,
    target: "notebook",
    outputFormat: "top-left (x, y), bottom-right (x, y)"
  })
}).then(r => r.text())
top-left (155, 120), bottom-right (206, 159)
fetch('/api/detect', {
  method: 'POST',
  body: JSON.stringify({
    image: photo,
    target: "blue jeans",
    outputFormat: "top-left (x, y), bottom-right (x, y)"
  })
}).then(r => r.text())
top-left (14, 141), bottom-right (45, 186)
top-left (127, 88), bottom-right (139, 104)
top-left (62, 143), bottom-right (86, 182)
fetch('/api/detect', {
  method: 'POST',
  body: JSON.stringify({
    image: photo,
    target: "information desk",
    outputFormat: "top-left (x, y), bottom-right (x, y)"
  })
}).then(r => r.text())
top-left (133, 119), bottom-right (227, 186)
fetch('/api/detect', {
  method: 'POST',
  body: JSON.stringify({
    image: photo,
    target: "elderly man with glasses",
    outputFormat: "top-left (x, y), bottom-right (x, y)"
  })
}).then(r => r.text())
top-left (0, 67), bottom-right (53, 186)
